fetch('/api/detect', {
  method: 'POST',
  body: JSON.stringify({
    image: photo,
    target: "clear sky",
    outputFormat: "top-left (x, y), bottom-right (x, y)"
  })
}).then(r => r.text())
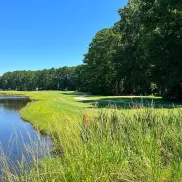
top-left (0, 0), bottom-right (128, 75)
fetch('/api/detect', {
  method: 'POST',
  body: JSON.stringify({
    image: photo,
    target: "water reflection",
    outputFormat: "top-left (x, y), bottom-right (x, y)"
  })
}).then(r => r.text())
top-left (0, 96), bottom-right (30, 111)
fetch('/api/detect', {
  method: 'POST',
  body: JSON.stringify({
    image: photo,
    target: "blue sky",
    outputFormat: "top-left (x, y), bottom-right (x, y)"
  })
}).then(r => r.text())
top-left (0, 0), bottom-right (128, 75)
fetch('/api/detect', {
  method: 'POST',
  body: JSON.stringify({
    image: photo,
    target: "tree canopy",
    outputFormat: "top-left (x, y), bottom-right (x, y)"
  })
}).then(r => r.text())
top-left (0, 0), bottom-right (181, 101)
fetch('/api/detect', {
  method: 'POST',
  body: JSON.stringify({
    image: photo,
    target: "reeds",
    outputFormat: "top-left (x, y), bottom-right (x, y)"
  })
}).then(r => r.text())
top-left (1, 106), bottom-right (182, 181)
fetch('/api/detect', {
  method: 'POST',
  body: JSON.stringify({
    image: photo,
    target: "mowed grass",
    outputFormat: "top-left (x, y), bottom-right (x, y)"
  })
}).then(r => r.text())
top-left (1, 91), bottom-right (181, 135)
top-left (0, 91), bottom-right (182, 181)
top-left (0, 91), bottom-right (93, 134)
top-left (0, 91), bottom-right (181, 149)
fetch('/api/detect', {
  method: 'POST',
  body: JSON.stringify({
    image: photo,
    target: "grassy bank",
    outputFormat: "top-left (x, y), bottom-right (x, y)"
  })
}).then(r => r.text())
top-left (0, 91), bottom-right (173, 135)
top-left (0, 91), bottom-right (182, 181)
top-left (0, 91), bottom-right (91, 134)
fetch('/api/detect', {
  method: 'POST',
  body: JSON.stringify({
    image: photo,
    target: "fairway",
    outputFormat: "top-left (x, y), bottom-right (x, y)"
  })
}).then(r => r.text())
top-left (0, 90), bottom-right (181, 135)
top-left (0, 91), bottom-right (182, 181)
top-left (0, 0), bottom-right (181, 181)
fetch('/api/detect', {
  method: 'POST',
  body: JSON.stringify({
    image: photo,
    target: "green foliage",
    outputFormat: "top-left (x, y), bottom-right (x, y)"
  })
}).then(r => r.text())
top-left (82, 0), bottom-right (182, 100)
top-left (83, 28), bottom-right (120, 95)
top-left (0, 91), bottom-right (181, 181)
top-left (0, 0), bottom-right (181, 100)
top-left (3, 107), bottom-right (182, 181)
top-left (0, 67), bottom-right (77, 91)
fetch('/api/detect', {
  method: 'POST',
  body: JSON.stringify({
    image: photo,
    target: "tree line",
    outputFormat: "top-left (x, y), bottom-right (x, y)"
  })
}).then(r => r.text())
top-left (0, 67), bottom-right (78, 91)
top-left (0, 0), bottom-right (181, 101)
top-left (82, 0), bottom-right (182, 101)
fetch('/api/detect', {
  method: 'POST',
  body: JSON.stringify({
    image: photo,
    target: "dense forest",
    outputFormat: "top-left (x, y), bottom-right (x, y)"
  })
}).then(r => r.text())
top-left (0, 0), bottom-right (181, 101)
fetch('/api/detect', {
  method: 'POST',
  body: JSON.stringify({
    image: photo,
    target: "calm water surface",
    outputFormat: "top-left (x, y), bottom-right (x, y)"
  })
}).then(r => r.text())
top-left (0, 96), bottom-right (51, 165)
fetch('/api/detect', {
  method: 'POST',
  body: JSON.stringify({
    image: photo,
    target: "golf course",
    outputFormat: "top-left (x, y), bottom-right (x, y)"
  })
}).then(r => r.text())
top-left (0, 0), bottom-right (181, 181)
top-left (0, 91), bottom-right (182, 181)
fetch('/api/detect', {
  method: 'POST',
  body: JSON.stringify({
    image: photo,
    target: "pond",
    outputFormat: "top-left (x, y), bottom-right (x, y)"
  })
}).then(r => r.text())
top-left (0, 96), bottom-right (52, 171)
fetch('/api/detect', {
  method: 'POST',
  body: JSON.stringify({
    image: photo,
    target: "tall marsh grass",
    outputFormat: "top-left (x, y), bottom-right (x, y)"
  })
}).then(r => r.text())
top-left (1, 107), bottom-right (182, 181)
top-left (0, 128), bottom-right (52, 182)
